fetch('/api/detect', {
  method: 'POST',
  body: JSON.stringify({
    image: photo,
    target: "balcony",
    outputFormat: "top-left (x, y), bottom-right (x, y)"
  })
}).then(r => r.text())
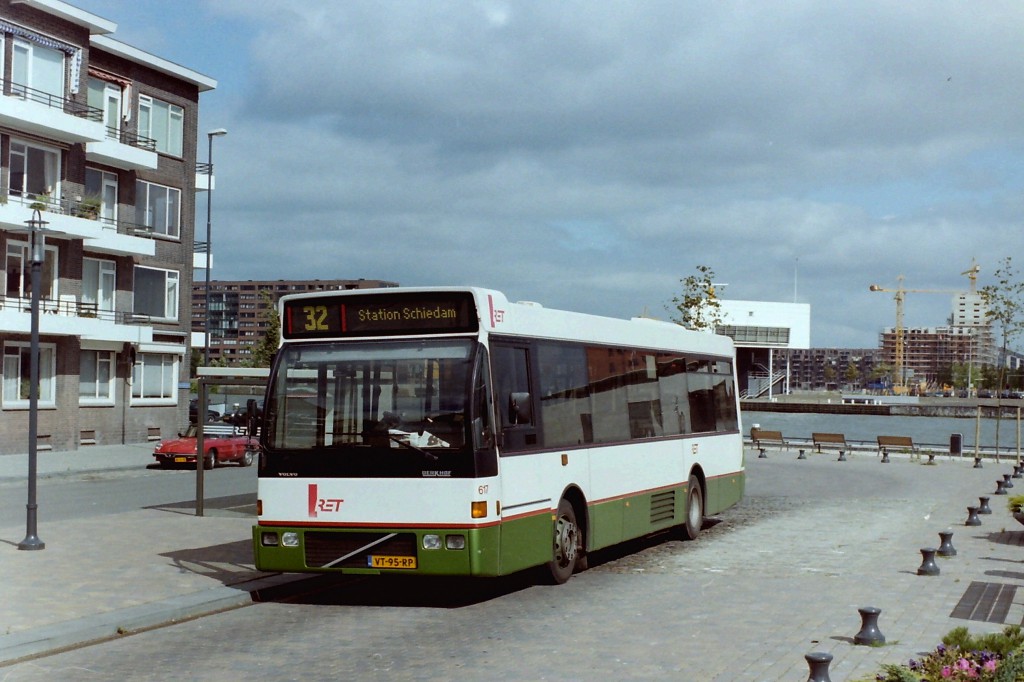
top-left (86, 126), bottom-right (159, 171)
top-left (0, 194), bottom-right (156, 258)
top-left (0, 295), bottom-right (155, 346)
top-left (195, 163), bottom-right (216, 192)
top-left (0, 79), bottom-right (105, 144)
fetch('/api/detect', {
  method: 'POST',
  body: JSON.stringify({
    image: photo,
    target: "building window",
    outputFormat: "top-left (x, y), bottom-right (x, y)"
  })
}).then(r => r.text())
top-left (85, 168), bottom-right (118, 222)
top-left (12, 38), bottom-right (64, 99)
top-left (9, 139), bottom-right (60, 204)
top-left (138, 95), bottom-right (183, 156)
top-left (3, 342), bottom-right (56, 408)
top-left (87, 77), bottom-right (122, 138)
top-left (133, 266), bottom-right (179, 320)
top-left (5, 240), bottom-right (58, 301)
top-left (131, 353), bottom-right (176, 403)
top-left (82, 258), bottom-right (115, 312)
top-left (135, 180), bottom-right (180, 238)
top-left (79, 350), bottom-right (114, 403)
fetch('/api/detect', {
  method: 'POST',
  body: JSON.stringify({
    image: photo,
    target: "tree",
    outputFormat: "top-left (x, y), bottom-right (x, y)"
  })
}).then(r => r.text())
top-left (980, 256), bottom-right (1024, 449)
top-left (249, 289), bottom-right (280, 368)
top-left (844, 361), bottom-right (861, 388)
top-left (668, 265), bottom-right (723, 332)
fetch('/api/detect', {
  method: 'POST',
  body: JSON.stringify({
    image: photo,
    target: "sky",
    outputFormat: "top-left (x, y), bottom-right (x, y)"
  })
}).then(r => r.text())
top-left (73, 0), bottom-right (1024, 348)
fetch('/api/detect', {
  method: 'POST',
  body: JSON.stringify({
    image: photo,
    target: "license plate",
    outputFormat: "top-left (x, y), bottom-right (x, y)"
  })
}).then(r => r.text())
top-left (174, 457), bottom-right (188, 463)
top-left (368, 555), bottom-right (417, 569)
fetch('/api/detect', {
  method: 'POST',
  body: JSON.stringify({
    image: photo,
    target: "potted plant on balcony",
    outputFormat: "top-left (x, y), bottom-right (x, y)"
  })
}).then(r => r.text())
top-left (28, 191), bottom-right (51, 212)
top-left (75, 195), bottom-right (102, 220)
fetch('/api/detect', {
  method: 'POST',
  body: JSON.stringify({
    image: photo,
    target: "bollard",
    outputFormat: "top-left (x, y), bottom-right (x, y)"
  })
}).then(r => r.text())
top-left (1004, 474), bottom-right (1015, 489)
top-left (937, 530), bottom-right (957, 557)
top-left (978, 496), bottom-right (992, 514)
top-left (996, 478), bottom-right (1008, 495)
top-left (805, 651), bottom-right (833, 682)
top-left (1013, 464), bottom-right (1023, 479)
top-left (837, 450), bottom-right (847, 462)
top-left (881, 449), bottom-right (890, 464)
top-left (974, 456), bottom-right (983, 469)
top-left (918, 548), bottom-right (940, 576)
top-left (926, 452), bottom-right (936, 465)
top-left (798, 448), bottom-right (807, 460)
top-left (965, 506), bottom-right (982, 526)
top-left (759, 447), bottom-right (767, 459)
top-left (854, 606), bottom-right (886, 645)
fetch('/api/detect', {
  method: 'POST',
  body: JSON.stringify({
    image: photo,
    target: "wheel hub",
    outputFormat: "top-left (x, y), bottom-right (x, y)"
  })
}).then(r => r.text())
top-left (555, 516), bottom-right (578, 566)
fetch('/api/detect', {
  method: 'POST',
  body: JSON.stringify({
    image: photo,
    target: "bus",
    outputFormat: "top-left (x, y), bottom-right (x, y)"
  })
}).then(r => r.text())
top-left (252, 287), bottom-right (744, 583)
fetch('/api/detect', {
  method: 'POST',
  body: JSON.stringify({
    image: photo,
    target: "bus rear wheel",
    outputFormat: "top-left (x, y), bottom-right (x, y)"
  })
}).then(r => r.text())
top-left (548, 499), bottom-right (584, 584)
top-left (683, 474), bottom-right (703, 541)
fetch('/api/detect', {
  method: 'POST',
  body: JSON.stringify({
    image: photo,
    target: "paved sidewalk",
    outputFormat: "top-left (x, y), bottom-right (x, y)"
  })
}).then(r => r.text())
top-left (0, 443), bottom-right (304, 665)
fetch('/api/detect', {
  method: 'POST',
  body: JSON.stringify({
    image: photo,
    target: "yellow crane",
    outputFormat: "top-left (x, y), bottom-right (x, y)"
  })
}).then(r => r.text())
top-left (869, 266), bottom-right (977, 389)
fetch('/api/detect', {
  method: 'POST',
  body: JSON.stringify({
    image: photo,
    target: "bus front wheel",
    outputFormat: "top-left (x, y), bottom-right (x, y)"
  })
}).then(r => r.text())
top-left (548, 499), bottom-right (584, 584)
top-left (683, 474), bottom-right (703, 541)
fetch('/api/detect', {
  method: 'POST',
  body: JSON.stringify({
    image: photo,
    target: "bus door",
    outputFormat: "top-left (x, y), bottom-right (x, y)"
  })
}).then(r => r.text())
top-left (491, 342), bottom-right (537, 451)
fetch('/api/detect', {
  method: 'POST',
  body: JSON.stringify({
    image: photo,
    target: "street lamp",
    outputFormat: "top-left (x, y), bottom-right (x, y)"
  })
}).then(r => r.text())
top-left (203, 128), bottom-right (227, 367)
top-left (18, 208), bottom-right (47, 551)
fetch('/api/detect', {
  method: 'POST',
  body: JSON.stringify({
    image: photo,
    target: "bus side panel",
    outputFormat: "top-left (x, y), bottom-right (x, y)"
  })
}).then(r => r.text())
top-left (706, 470), bottom-right (745, 516)
top-left (497, 509), bottom-right (553, 575)
top-left (702, 434), bottom-right (745, 515)
top-left (587, 498), bottom-right (623, 550)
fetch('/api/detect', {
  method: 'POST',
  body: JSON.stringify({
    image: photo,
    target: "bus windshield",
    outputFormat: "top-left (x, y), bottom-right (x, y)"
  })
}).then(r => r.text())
top-left (265, 339), bottom-right (475, 465)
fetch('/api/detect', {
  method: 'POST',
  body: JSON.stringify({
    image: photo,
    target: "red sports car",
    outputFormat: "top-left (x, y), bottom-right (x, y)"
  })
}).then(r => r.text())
top-left (152, 424), bottom-right (258, 469)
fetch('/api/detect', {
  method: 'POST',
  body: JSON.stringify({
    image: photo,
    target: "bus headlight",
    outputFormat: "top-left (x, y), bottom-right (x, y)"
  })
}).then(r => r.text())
top-left (281, 532), bottom-right (300, 548)
top-left (261, 532), bottom-right (278, 547)
top-left (445, 535), bottom-right (466, 550)
top-left (422, 534), bottom-right (442, 550)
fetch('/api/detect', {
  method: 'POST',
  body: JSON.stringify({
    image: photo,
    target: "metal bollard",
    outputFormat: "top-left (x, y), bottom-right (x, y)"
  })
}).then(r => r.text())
top-left (1013, 464), bottom-right (1023, 479)
top-left (926, 452), bottom-right (936, 465)
top-left (759, 447), bottom-right (767, 459)
top-left (917, 548), bottom-right (940, 576)
top-left (965, 506), bottom-right (982, 526)
top-left (798, 448), bottom-right (807, 460)
top-left (996, 478), bottom-right (1008, 495)
top-left (805, 651), bottom-right (833, 682)
top-left (974, 456), bottom-right (983, 469)
top-left (978, 496), bottom-right (992, 514)
top-left (937, 530), bottom-right (957, 557)
top-left (1004, 473), bottom-right (1014, 489)
top-left (881, 448), bottom-right (890, 464)
top-left (837, 450), bottom-right (847, 462)
top-left (854, 606), bottom-right (886, 645)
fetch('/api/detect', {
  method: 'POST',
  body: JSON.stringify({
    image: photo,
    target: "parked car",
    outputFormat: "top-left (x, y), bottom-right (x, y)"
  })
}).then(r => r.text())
top-left (222, 401), bottom-right (263, 427)
top-left (188, 399), bottom-right (220, 424)
top-left (152, 424), bottom-right (258, 469)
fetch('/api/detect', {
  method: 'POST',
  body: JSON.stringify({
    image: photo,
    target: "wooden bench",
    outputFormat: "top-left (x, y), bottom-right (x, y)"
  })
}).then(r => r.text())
top-left (812, 432), bottom-right (847, 453)
top-left (877, 435), bottom-right (919, 460)
top-left (751, 429), bottom-right (787, 450)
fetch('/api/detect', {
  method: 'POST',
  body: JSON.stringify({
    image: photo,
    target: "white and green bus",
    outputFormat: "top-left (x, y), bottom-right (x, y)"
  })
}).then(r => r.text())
top-left (252, 287), bottom-right (744, 583)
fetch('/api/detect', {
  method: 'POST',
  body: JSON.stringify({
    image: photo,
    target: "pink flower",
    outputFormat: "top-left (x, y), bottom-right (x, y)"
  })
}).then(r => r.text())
top-left (984, 659), bottom-right (998, 671)
top-left (941, 665), bottom-right (952, 677)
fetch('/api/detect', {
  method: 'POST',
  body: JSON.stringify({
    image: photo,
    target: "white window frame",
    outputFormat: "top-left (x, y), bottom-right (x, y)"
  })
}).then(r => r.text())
top-left (131, 352), bottom-right (177, 405)
top-left (85, 167), bottom-right (118, 223)
top-left (135, 180), bottom-right (180, 238)
top-left (82, 257), bottom-right (115, 312)
top-left (87, 77), bottom-right (121, 138)
top-left (79, 349), bottom-right (114, 404)
top-left (133, 266), bottom-right (179, 321)
top-left (138, 95), bottom-right (183, 157)
top-left (3, 342), bottom-right (57, 408)
top-left (9, 138), bottom-right (61, 204)
top-left (12, 37), bottom-right (65, 99)
top-left (5, 239), bottom-right (59, 303)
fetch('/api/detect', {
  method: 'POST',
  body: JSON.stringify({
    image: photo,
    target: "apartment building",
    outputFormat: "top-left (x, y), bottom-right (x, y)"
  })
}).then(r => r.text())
top-left (192, 279), bottom-right (398, 366)
top-left (0, 0), bottom-right (216, 454)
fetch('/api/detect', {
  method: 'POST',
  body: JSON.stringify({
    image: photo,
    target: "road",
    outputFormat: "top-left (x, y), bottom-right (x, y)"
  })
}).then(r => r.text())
top-left (0, 451), bottom-right (1015, 681)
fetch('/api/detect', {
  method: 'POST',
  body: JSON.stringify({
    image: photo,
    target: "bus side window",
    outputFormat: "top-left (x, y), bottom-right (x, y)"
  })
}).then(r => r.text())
top-left (492, 344), bottom-right (537, 450)
top-left (508, 392), bottom-right (532, 424)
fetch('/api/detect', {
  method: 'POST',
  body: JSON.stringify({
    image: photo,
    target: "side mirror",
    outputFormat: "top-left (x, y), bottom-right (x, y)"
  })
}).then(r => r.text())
top-left (508, 392), bottom-right (532, 425)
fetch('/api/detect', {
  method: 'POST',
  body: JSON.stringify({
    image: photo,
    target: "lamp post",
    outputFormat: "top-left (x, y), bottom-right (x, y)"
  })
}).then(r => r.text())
top-left (18, 208), bottom-right (47, 551)
top-left (203, 128), bottom-right (227, 367)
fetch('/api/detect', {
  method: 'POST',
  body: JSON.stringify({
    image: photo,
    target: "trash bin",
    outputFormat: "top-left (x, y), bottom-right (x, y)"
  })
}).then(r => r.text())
top-left (950, 433), bottom-right (963, 457)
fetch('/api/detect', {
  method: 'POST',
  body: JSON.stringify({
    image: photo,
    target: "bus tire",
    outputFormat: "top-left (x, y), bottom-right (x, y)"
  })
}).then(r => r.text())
top-left (548, 498), bottom-right (584, 584)
top-left (683, 474), bottom-right (703, 541)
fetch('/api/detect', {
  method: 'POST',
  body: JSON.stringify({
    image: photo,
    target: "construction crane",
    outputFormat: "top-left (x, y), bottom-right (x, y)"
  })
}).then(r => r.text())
top-left (868, 267), bottom-right (976, 389)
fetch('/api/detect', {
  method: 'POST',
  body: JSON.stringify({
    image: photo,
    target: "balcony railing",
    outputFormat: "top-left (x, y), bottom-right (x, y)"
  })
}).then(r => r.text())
top-left (0, 295), bottom-right (152, 325)
top-left (104, 125), bottom-right (157, 152)
top-left (1, 78), bottom-right (103, 122)
top-left (5, 192), bottom-right (164, 240)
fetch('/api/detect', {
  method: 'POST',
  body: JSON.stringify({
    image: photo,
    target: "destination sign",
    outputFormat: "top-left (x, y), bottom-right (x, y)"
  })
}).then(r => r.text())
top-left (282, 292), bottom-right (478, 339)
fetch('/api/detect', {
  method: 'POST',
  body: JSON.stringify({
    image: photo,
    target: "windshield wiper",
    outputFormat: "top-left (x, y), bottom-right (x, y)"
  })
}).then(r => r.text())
top-left (387, 433), bottom-right (439, 461)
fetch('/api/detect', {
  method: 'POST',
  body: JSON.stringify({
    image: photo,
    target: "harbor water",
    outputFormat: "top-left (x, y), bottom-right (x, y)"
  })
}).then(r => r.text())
top-left (740, 409), bottom-right (1024, 452)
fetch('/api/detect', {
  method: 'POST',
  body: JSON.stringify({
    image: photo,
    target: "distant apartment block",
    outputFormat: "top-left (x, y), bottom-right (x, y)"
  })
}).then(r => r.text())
top-left (192, 279), bottom-right (399, 365)
top-left (0, 0), bottom-right (216, 454)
